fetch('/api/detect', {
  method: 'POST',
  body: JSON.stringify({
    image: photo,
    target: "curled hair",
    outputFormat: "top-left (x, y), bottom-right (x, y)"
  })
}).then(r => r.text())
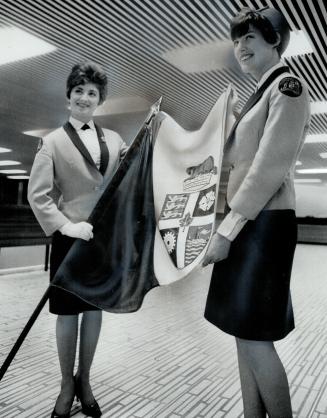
top-left (66, 61), bottom-right (108, 104)
top-left (230, 8), bottom-right (280, 52)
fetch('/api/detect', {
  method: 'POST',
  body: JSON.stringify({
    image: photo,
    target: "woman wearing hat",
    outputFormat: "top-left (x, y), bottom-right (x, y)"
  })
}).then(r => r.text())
top-left (28, 62), bottom-right (128, 417)
top-left (203, 7), bottom-right (310, 417)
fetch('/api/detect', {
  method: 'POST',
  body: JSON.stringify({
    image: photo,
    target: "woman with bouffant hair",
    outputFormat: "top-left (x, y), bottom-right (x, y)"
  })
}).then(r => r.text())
top-left (28, 61), bottom-right (128, 417)
top-left (203, 7), bottom-right (310, 418)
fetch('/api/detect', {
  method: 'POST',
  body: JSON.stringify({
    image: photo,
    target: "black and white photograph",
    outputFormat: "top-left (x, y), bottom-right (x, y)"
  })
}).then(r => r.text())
top-left (0, 1), bottom-right (327, 417)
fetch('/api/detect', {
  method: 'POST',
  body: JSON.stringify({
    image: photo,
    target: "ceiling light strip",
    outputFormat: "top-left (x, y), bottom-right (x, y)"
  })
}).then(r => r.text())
top-left (3, 4), bottom-right (208, 108)
top-left (0, 7), bottom-right (82, 77)
top-left (30, 0), bottom-right (215, 104)
top-left (0, 8), bottom-right (258, 120)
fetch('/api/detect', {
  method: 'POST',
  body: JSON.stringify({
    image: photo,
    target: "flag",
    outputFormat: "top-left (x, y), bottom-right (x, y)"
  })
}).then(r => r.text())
top-left (52, 88), bottom-right (232, 312)
top-left (153, 86), bottom-right (231, 284)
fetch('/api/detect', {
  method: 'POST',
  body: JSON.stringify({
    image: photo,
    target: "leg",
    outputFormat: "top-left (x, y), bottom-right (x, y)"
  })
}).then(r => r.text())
top-left (236, 338), bottom-right (292, 418)
top-left (236, 339), bottom-right (266, 418)
top-left (76, 310), bottom-right (102, 404)
top-left (54, 314), bottom-right (78, 414)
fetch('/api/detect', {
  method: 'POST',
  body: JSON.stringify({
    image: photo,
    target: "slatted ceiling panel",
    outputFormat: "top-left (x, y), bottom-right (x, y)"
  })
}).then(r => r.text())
top-left (305, 1), bottom-right (327, 58)
top-left (307, 2), bottom-right (327, 49)
top-left (177, 1), bottom-right (219, 41)
top-left (285, 1), bottom-right (327, 70)
top-left (297, 4), bottom-right (327, 69)
top-left (198, 2), bottom-right (229, 38)
top-left (0, 1), bottom-right (325, 178)
top-left (311, 115), bottom-right (327, 136)
top-left (286, 57), bottom-right (324, 103)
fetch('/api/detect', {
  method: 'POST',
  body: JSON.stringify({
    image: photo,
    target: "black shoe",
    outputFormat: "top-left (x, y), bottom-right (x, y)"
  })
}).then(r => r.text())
top-left (74, 376), bottom-right (102, 418)
top-left (51, 410), bottom-right (71, 418)
top-left (51, 380), bottom-right (75, 418)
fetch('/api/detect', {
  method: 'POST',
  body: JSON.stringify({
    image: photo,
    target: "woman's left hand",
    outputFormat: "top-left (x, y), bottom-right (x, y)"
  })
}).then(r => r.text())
top-left (202, 233), bottom-right (231, 266)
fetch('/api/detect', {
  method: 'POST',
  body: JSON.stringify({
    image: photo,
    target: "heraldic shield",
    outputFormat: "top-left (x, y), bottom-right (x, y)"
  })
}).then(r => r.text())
top-left (153, 86), bottom-right (233, 285)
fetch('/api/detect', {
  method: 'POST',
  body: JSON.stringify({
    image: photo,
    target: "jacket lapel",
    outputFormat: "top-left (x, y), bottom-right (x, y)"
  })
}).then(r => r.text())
top-left (224, 66), bottom-right (290, 151)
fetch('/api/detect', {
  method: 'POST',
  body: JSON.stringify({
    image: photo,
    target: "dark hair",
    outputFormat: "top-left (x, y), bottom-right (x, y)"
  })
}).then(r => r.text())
top-left (230, 8), bottom-right (280, 53)
top-left (66, 61), bottom-right (108, 104)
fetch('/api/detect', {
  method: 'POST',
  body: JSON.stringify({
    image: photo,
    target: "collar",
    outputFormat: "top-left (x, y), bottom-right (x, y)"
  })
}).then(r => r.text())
top-left (256, 62), bottom-right (287, 90)
top-left (69, 116), bottom-right (95, 131)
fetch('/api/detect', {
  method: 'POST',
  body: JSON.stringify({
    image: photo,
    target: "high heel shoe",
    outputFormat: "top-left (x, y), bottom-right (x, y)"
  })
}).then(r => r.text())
top-left (74, 376), bottom-right (102, 418)
top-left (51, 380), bottom-right (75, 418)
top-left (51, 410), bottom-right (70, 418)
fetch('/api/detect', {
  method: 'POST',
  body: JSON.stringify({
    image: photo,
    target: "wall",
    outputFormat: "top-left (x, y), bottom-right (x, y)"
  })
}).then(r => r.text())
top-left (295, 184), bottom-right (327, 218)
top-left (0, 245), bottom-right (46, 271)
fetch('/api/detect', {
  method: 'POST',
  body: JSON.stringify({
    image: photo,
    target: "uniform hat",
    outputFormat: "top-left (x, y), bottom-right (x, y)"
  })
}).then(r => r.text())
top-left (258, 7), bottom-right (290, 55)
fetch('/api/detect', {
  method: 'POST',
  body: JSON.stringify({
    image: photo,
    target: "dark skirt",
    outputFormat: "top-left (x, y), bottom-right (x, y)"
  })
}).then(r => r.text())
top-left (49, 232), bottom-right (100, 315)
top-left (204, 209), bottom-right (297, 341)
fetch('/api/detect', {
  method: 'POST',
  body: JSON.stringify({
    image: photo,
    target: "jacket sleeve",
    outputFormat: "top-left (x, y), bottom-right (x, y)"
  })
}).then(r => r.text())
top-left (217, 209), bottom-right (247, 240)
top-left (229, 78), bottom-right (310, 220)
top-left (27, 141), bottom-right (70, 236)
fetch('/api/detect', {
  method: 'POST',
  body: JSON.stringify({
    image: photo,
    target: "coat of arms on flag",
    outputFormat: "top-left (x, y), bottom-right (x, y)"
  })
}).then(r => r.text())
top-left (159, 157), bottom-right (218, 269)
top-left (153, 86), bottom-right (232, 284)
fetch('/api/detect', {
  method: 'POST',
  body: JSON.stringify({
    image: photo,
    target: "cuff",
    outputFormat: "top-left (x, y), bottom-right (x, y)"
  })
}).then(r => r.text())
top-left (217, 210), bottom-right (247, 241)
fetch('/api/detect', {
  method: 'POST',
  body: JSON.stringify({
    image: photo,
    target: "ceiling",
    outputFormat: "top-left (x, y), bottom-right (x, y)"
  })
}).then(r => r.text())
top-left (0, 0), bottom-right (326, 183)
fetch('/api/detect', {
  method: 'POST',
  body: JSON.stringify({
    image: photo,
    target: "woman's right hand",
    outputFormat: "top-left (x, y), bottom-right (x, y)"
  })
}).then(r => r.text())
top-left (59, 221), bottom-right (94, 241)
top-left (202, 232), bottom-right (231, 266)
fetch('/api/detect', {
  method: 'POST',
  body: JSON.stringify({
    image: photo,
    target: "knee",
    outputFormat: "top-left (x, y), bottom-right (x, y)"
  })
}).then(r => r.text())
top-left (57, 314), bottom-right (78, 326)
top-left (236, 338), bottom-right (275, 367)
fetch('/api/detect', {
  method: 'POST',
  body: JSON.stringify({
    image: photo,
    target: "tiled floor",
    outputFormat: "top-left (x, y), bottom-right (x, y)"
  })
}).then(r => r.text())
top-left (0, 244), bottom-right (327, 417)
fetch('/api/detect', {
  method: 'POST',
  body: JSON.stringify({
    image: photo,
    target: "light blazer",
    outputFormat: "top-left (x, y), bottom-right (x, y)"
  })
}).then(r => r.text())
top-left (28, 126), bottom-right (128, 236)
top-left (223, 70), bottom-right (310, 221)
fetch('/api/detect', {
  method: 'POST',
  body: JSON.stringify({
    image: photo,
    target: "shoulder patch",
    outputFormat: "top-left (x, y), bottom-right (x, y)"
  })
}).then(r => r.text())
top-left (278, 77), bottom-right (302, 97)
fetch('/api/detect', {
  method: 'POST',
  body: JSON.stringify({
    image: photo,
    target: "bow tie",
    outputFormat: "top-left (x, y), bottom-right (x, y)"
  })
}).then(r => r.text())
top-left (81, 124), bottom-right (90, 131)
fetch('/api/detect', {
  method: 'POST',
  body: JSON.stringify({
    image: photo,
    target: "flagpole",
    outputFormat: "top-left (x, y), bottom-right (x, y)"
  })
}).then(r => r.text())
top-left (0, 286), bottom-right (51, 382)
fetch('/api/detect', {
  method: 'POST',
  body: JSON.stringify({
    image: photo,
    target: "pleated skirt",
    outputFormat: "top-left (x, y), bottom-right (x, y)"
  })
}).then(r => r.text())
top-left (204, 209), bottom-right (297, 341)
top-left (49, 232), bottom-right (100, 315)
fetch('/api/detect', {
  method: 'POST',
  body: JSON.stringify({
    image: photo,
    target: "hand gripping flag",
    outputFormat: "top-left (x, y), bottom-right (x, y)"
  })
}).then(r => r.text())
top-left (52, 87), bottom-right (232, 311)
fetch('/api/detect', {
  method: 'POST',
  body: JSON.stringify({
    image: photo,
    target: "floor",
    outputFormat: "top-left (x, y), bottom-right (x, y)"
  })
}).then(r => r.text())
top-left (0, 244), bottom-right (327, 418)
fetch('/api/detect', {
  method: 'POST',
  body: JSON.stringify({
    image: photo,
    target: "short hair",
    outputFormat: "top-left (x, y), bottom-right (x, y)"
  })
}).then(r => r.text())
top-left (66, 61), bottom-right (108, 104)
top-left (230, 7), bottom-right (289, 56)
